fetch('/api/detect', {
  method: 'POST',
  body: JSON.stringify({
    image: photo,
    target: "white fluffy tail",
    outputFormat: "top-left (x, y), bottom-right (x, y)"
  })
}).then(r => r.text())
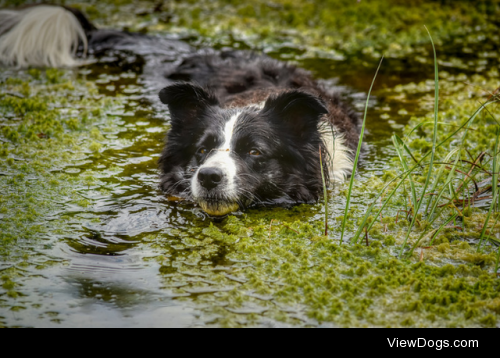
top-left (0, 5), bottom-right (87, 68)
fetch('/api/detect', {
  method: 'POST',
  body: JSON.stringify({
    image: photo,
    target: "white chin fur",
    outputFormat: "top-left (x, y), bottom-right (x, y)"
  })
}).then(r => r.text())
top-left (0, 5), bottom-right (87, 68)
top-left (322, 129), bottom-right (353, 183)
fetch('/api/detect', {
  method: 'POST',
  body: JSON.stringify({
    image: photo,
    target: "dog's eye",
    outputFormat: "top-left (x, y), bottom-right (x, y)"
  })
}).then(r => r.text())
top-left (199, 148), bottom-right (207, 154)
top-left (249, 149), bottom-right (261, 156)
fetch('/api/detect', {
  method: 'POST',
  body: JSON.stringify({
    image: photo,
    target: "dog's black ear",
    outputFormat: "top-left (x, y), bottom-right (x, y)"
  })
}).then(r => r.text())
top-left (159, 83), bottom-right (219, 129)
top-left (262, 91), bottom-right (328, 138)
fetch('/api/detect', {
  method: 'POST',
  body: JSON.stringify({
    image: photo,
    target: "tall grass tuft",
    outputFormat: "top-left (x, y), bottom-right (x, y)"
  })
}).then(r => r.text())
top-left (393, 134), bottom-right (418, 219)
top-left (351, 98), bottom-right (496, 246)
top-left (397, 27), bottom-right (439, 258)
top-left (349, 27), bottom-right (500, 257)
top-left (340, 56), bottom-right (383, 243)
top-left (477, 126), bottom-right (500, 252)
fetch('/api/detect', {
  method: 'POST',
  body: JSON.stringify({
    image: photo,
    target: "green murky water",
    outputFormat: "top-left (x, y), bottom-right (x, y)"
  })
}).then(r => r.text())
top-left (1, 1), bottom-right (500, 327)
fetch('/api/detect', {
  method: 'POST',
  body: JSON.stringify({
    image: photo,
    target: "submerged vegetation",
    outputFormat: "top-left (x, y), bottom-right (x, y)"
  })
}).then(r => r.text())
top-left (0, 0), bottom-right (500, 327)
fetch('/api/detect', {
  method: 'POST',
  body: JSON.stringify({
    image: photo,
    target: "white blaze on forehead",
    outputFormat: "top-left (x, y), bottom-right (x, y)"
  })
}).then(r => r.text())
top-left (221, 112), bottom-right (239, 149)
top-left (191, 112), bottom-right (242, 200)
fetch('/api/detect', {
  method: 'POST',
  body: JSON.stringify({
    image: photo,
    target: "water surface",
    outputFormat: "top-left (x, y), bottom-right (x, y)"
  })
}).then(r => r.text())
top-left (0, 31), bottom-right (498, 327)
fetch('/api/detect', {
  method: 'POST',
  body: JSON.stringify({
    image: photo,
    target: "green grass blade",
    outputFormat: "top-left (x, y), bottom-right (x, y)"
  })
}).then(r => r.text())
top-left (428, 180), bottom-right (452, 219)
top-left (429, 214), bottom-right (458, 246)
top-left (319, 148), bottom-right (328, 236)
top-left (424, 100), bottom-right (497, 161)
top-left (398, 27), bottom-right (439, 258)
top-left (351, 165), bottom-right (421, 244)
top-left (409, 212), bottom-right (458, 256)
top-left (425, 148), bottom-right (459, 215)
top-left (407, 207), bottom-right (450, 255)
top-left (477, 127), bottom-right (500, 252)
top-left (396, 131), bottom-right (424, 167)
top-left (427, 95), bottom-right (492, 218)
top-left (393, 134), bottom-right (418, 213)
top-left (494, 213), bottom-right (500, 274)
top-left (340, 56), bottom-right (384, 243)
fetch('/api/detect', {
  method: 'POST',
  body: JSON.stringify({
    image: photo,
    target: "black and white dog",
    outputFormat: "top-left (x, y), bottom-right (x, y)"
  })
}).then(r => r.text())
top-left (0, 5), bottom-right (361, 217)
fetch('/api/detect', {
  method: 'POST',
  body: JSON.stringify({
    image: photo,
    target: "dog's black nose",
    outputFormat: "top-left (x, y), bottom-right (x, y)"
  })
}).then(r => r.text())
top-left (198, 167), bottom-right (223, 190)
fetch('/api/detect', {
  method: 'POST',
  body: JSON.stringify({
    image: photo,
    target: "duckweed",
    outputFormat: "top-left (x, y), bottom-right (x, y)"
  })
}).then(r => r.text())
top-left (0, 68), bottom-right (123, 283)
top-left (0, 0), bottom-right (499, 327)
top-left (63, 0), bottom-right (500, 67)
top-left (147, 214), bottom-right (500, 327)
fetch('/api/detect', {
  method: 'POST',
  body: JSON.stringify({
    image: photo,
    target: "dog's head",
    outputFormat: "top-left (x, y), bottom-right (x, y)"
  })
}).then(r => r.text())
top-left (158, 83), bottom-right (328, 217)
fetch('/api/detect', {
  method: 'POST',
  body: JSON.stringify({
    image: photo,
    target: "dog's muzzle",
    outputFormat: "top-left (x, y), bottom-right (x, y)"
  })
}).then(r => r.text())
top-left (195, 167), bottom-right (239, 216)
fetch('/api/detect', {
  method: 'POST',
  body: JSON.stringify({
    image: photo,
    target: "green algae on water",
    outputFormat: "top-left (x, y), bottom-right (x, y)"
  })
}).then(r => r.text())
top-left (148, 214), bottom-right (500, 327)
top-left (67, 0), bottom-right (500, 62)
top-left (1, 0), bottom-right (499, 327)
top-left (0, 67), bottom-right (125, 303)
